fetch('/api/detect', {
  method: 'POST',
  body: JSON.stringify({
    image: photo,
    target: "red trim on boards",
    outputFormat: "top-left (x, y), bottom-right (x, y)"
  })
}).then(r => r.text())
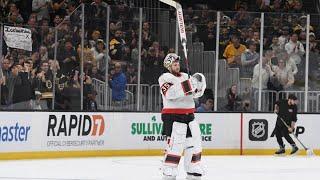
top-left (240, 113), bottom-right (243, 155)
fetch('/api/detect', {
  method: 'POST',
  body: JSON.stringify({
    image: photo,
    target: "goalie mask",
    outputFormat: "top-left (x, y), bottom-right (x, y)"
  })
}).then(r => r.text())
top-left (163, 53), bottom-right (180, 70)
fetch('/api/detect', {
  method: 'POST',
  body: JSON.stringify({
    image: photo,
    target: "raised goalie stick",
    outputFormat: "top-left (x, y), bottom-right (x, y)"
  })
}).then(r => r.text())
top-left (159, 0), bottom-right (190, 76)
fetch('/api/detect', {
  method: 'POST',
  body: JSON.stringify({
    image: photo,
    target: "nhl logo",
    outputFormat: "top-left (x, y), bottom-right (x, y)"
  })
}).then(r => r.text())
top-left (249, 119), bottom-right (268, 141)
top-left (251, 122), bottom-right (265, 138)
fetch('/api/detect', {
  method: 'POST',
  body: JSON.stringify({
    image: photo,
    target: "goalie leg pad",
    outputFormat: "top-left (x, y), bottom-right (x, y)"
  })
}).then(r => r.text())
top-left (184, 120), bottom-right (205, 176)
top-left (162, 122), bottom-right (187, 177)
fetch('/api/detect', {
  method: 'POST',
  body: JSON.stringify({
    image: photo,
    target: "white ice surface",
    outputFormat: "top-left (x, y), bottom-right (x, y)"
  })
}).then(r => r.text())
top-left (0, 156), bottom-right (319, 180)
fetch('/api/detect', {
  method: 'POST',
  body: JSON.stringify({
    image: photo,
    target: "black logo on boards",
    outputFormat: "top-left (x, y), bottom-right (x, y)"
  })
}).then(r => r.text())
top-left (249, 119), bottom-right (268, 141)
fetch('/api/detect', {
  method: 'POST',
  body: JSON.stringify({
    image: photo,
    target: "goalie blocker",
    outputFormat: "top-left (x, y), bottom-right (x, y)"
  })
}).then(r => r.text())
top-left (159, 53), bottom-right (206, 180)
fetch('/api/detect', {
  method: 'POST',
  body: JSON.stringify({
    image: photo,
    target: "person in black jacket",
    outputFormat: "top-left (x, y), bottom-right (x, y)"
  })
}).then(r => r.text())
top-left (273, 94), bottom-right (299, 155)
top-left (225, 84), bottom-right (242, 111)
top-left (83, 88), bottom-right (98, 111)
top-left (6, 63), bottom-right (35, 109)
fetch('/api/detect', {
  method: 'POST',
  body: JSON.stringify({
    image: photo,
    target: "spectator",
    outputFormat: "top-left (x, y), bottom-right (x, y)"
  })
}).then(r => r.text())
top-left (267, 18), bottom-right (281, 39)
top-left (196, 98), bottom-right (214, 112)
top-left (272, 59), bottom-right (295, 90)
top-left (122, 46), bottom-right (131, 63)
top-left (278, 26), bottom-right (290, 50)
top-left (219, 27), bottom-right (230, 56)
top-left (32, 0), bottom-right (50, 21)
top-left (89, 30), bottom-right (101, 48)
top-left (48, 59), bottom-right (60, 72)
top-left (270, 0), bottom-right (283, 12)
top-left (83, 89), bottom-right (98, 111)
top-left (246, 28), bottom-right (254, 43)
top-left (240, 41), bottom-right (259, 78)
top-left (2, 57), bottom-right (12, 79)
top-left (6, 63), bottom-right (35, 108)
top-left (18, 55), bottom-right (26, 66)
top-left (225, 84), bottom-right (242, 111)
top-left (151, 41), bottom-right (165, 60)
top-left (57, 39), bottom-right (78, 75)
top-left (239, 28), bottom-right (248, 45)
top-left (90, 65), bottom-right (104, 81)
top-left (109, 30), bottom-right (126, 62)
top-left (285, 32), bottom-right (305, 65)
top-left (309, 33), bottom-right (320, 84)
top-left (108, 62), bottom-right (127, 102)
top-left (30, 52), bottom-right (40, 68)
top-left (112, 2), bottom-right (131, 30)
top-left (23, 61), bottom-right (33, 80)
top-left (88, 0), bottom-right (108, 34)
top-left (309, 32), bottom-right (319, 53)
top-left (227, 19), bottom-right (240, 35)
top-left (92, 39), bottom-right (107, 72)
top-left (251, 19), bottom-right (261, 33)
top-left (264, 50), bottom-right (274, 66)
top-left (142, 47), bottom-right (163, 84)
top-left (293, 16), bottom-right (314, 34)
top-left (233, 4), bottom-right (250, 27)
top-left (185, 16), bottom-right (198, 35)
top-left (279, 50), bottom-right (298, 76)
top-left (252, 57), bottom-right (273, 90)
top-left (125, 63), bottom-right (137, 84)
top-left (291, 0), bottom-right (303, 13)
top-left (252, 31), bottom-right (260, 45)
top-left (223, 35), bottom-right (247, 67)
top-left (67, 1), bottom-right (81, 27)
top-left (39, 45), bottom-right (49, 62)
top-left (33, 61), bottom-right (54, 92)
top-left (184, 6), bottom-right (194, 22)
top-left (0, 0), bottom-right (10, 20)
top-left (53, 14), bottom-right (63, 27)
top-left (270, 36), bottom-right (281, 54)
top-left (298, 31), bottom-right (306, 47)
top-left (256, 0), bottom-right (271, 11)
top-left (50, 0), bottom-right (67, 17)
top-left (200, 21), bottom-right (216, 51)
top-left (77, 41), bottom-right (95, 68)
top-left (7, 3), bottom-right (24, 24)
top-left (142, 22), bottom-right (155, 49)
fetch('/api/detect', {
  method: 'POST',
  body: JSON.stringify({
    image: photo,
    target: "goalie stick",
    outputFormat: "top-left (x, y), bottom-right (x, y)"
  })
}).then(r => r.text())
top-left (159, 0), bottom-right (190, 76)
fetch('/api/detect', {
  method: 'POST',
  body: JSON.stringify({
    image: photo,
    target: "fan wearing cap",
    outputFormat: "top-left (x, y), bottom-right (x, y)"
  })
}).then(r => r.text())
top-left (273, 94), bottom-right (299, 155)
top-left (159, 53), bottom-right (206, 180)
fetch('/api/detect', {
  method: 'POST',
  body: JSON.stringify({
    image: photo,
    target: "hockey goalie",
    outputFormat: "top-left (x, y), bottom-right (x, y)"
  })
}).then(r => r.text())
top-left (158, 53), bottom-right (206, 180)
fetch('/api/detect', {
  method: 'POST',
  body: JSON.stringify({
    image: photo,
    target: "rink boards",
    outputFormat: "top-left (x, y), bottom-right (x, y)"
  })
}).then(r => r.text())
top-left (0, 112), bottom-right (318, 159)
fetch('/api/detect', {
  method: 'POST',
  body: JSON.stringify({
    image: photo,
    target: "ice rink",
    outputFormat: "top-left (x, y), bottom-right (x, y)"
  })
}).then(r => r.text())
top-left (0, 155), bottom-right (319, 180)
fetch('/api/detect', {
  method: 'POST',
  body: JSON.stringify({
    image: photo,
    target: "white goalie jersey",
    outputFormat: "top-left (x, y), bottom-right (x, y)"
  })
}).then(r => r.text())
top-left (158, 72), bottom-right (206, 114)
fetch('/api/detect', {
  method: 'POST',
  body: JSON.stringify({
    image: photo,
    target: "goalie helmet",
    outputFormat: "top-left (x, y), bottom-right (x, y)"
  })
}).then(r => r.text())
top-left (163, 53), bottom-right (180, 70)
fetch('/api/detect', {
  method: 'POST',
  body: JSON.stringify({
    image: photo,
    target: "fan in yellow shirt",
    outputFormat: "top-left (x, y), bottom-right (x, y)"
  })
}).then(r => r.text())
top-left (223, 35), bottom-right (247, 67)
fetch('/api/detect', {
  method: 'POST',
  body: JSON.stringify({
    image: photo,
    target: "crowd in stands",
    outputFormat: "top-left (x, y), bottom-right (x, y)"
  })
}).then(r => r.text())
top-left (181, 0), bottom-right (320, 111)
top-left (0, 0), bottom-right (318, 112)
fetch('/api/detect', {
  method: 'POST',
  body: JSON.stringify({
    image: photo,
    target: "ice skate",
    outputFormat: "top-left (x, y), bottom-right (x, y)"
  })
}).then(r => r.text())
top-left (290, 145), bottom-right (299, 155)
top-left (274, 147), bottom-right (285, 155)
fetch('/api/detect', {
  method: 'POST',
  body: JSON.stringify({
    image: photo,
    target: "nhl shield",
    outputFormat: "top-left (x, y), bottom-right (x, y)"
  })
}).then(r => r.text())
top-left (249, 119), bottom-right (268, 141)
